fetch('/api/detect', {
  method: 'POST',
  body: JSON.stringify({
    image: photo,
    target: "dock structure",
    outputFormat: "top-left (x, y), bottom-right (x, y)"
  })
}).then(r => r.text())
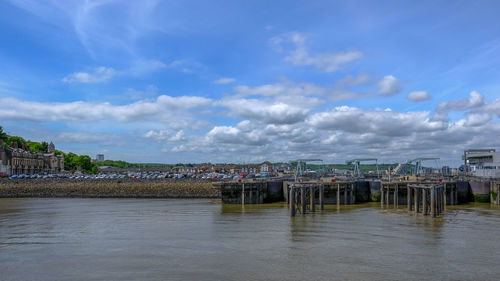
top-left (284, 181), bottom-right (356, 207)
top-left (380, 181), bottom-right (459, 208)
top-left (407, 184), bottom-right (445, 217)
top-left (288, 183), bottom-right (324, 216)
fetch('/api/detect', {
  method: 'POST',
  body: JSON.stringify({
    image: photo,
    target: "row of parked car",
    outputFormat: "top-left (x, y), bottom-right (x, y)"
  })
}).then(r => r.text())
top-left (7, 172), bottom-right (274, 180)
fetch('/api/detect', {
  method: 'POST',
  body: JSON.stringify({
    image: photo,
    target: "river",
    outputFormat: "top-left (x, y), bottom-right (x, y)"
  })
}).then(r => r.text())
top-left (1, 198), bottom-right (500, 280)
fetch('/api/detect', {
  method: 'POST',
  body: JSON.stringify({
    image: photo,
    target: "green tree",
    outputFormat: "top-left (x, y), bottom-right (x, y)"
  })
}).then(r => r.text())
top-left (26, 141), bottom-right (47, 153)
top-left (90, 163), bottom-right (99, 174)
top-left (64, 152), bottom-right (78, 172)
top-left (6, 136), bottom-right (26, 148)
top-left (77, 155), bottom-right (93, 173)
top-left (0, 126), bottom-right (7, 143)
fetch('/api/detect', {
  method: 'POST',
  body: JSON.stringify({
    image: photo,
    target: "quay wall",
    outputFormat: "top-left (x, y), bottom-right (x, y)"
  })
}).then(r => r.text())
top-left (0, 178), bottom-right (219, 198)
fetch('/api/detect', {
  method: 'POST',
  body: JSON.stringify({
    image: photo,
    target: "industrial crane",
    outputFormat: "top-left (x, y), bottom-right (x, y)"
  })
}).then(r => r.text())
top-left (346, 158), bottom-right (378, 178)
top-left (289, 159), bottom-right (323, 181)
top-left (406, 157), bottom-right (440, 176)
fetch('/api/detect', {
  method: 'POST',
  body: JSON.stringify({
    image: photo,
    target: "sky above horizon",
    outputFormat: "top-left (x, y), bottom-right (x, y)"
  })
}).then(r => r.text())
top-left (1, 0), bottom-right (499, 166)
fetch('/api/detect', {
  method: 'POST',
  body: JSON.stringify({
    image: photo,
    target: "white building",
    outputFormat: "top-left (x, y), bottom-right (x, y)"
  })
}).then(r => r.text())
top-left (463, 149), bottom-right (500, 178)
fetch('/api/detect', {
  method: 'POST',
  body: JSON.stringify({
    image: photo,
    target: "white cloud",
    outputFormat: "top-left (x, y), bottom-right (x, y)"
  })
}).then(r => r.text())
top-left (217, 98), bottom-right (309, 124)
top-left (407, 91), bottom-right (431, 102)
top-left (271, 32), bottom-right (363, 72)
top-left (434, 91), bottom-right (485, 121)
top-left (0, 95), bottom-right (213, 123)
top-left (465, 113), bottom-right (492, 127)
top-left (168, 130), bottom-right (186, 142)
top-left (63, 60), bottom-right (167, 83)
top-left (62, 66), bottom-right (116, 83)
top-left (376, 75), bottom-right (402, 96)
top-left (213, 77), bottom-right (236, 84)
top-left (234, 80), bottom-right (324, 97)
top-left (143, 130), bottom-right (169, 141)
top-left (307, 106), bottom-right (446, 136)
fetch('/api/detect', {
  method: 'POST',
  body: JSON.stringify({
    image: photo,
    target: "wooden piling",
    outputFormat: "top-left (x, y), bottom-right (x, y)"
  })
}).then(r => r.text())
top-left (319, 184), bottom-right (324, 210)
top-left (386, 184), bottom-right (390, 205)
top-left (290, 188), bottom-right (295, 216)
top-left (430, 187), bottom-right (436, 217)
top-left (414, 187), bottom-right (419, 213)
top-left (336, 183), bottom-right (340, 205)
top-left (301, 187), bottom-right (306, 214)
top-left (310, 186), bottom-right (315, 212)
top-left (422, 189), bottom-right (427, 215)
top-left (407, 185), bottom-right (411, 211)
top-left (443, 183), bottom-right (447, 207)
top-left (394, 184), bottom-right (399, 207)
top-left (381, 184), bottom-right (385, 207)
top-left (350, 183), bottom-right (354, 205)
top-left (241, 183), bottom-right (245, 204)
top-left (344, 184), bottom-right (348, 205)
top-left (449, 185), bottom-right (453, 205)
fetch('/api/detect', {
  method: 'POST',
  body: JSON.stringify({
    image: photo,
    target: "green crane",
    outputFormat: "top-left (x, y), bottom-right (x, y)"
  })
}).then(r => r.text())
top-left (289, 159), bottom-right (323, 181)
top-left (346, 158), bottom-right (378, 178)
top-left (406, 157), bottom-right (440, 176)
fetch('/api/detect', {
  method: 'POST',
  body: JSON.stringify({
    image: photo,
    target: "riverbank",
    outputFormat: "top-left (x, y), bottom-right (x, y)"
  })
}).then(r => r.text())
top-left (0, 178), bottom-right (220, 198)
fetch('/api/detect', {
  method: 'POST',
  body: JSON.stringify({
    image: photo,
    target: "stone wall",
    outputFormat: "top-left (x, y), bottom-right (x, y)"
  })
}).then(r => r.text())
top-left (0, 178), bottom-right (219, 198)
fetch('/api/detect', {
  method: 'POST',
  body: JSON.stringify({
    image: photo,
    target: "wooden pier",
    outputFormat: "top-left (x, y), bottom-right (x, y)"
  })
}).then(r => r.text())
top-left (288, 183), bottom-right (324, 216)
top-left (284, 181), bottom-right (356, 207)
top-left (380, 181), bottom-right (459, 208)
top-left (407, 184), bottom-right (445, 217)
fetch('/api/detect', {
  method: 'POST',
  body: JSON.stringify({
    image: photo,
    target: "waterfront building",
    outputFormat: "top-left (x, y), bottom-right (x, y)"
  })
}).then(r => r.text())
top-left (0, 140), bottom-right (64, 176)
top-left (463, 149), bottom-right (500, 178)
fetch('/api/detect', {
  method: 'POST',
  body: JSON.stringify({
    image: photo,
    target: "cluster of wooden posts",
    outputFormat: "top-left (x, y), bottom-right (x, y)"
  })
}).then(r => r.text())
top-left (287, 182), bottom-right (356, 216)
top-left (407, 184), bottom-right (448, 217)
top-left (289, 184), bottom-right (324, 217)
top-left (381, 182), bottom-right (459, 216)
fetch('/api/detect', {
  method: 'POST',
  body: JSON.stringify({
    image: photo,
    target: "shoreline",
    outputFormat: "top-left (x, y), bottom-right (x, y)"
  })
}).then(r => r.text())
top-left (0, 178), bottom-right (220, 199)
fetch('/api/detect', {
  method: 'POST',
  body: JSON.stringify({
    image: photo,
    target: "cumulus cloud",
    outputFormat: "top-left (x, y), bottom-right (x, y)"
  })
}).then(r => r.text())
top-left (213, 77), bottom-right (236, 84)
top-left (465, 112), bottom-right (491, 127)
top-left (484, 99), bottom-right (500, 117)
top-left (307, 106), bottom-right (446, 136)
top-left (62, 66), bottom-right (116, 83)
top-left (376, 75), bottom-right (402, 96)
top-left (271, 32), bottom-right (363, 72)
top-left (434, 91), bottom-right (485, 121)
top-left (407, 91), bottom-right (431, 102)
top-left (217, 98), bottom-right (309, 124)
top-left (0, 95), bottom-right (213, 123)
top-left (143, 130), bottom-right (169, 141)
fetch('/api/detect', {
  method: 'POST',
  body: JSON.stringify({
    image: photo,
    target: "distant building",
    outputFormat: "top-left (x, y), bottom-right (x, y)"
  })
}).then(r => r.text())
top-left (259, 161), bottom-right (273, 173)
top-left (0, 140), bottom-right (64, 176)
top-left (463, 149), bottom-right (500, 178)
top-left (96, 154), bottom-right (104, 162)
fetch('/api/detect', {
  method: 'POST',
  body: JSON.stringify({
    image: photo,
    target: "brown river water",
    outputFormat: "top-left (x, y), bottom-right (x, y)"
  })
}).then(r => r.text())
top-left (1, 198), bottom-right (500, 281)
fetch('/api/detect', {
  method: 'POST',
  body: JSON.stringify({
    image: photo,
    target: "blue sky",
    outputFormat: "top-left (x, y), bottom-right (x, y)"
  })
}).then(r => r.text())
top-left (1, 0), bottom-right (499, 166)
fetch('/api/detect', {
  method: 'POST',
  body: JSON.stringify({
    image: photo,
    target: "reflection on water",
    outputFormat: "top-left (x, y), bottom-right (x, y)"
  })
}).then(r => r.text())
top-left (1, 199), bottom-right (500, 281)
